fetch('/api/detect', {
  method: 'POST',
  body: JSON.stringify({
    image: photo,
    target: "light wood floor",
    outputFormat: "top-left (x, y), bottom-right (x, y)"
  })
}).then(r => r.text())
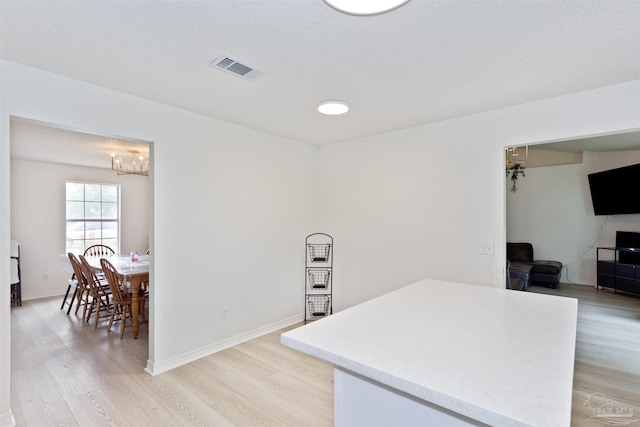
top-left (10, 284), bottom-right (640, 426)
top-left (10, 297), bottom-right (333, 426)
top-left (530, 283), bottom-right (640, 427)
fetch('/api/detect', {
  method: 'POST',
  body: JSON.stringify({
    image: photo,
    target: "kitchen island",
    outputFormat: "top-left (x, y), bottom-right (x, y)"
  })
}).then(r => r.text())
top-left (281, 279), bottom-right (578, 426)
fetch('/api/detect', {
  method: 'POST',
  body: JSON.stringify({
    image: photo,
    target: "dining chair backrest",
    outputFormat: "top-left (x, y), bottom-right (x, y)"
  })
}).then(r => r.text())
top-left (64, 252), bottom-right (82, 315)
top-left (68, 253), bottom-right (87, 288)
top-left (60, 254), bottom-right (75, 277)
top-left (84, 244), bottom-right (115, 257)
top-left (100, 258), bottom-right (128, 304)
top-left (78, 255), bottom-right (110, 298)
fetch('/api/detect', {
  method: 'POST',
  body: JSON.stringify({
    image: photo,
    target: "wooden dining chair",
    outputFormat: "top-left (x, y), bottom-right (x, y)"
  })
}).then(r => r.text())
top-left (66, 253), bottom-right (91, 318)
top-left (84, 244), bottom-right (115, 257)
top-left (59, 254), bottom-right (78, 313)
top-left (78, 255), bottom-right (113, 328)
top-left (100, 258), bottom-right (148, 339)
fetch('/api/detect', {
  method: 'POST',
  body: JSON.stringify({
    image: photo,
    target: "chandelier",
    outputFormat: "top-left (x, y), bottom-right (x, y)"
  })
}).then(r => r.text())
top-left (505, 146), bottom-right (528, 169)
top-left (111, 150), bottom-right (149, 176)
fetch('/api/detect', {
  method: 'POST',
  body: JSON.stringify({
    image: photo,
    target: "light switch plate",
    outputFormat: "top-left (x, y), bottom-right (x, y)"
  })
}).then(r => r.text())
top-left (480, 242), bottom-right (495, 255)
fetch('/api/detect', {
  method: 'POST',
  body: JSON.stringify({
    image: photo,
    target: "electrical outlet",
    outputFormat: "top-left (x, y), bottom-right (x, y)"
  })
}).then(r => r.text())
top-left (480, 242), bottom-right (495, 255)
top-left (220, 308), bottom-right (228, 320)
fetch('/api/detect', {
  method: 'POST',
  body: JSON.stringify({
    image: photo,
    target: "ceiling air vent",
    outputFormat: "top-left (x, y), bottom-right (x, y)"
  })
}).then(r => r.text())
top-left (210, 55), bottom-right (264, 81)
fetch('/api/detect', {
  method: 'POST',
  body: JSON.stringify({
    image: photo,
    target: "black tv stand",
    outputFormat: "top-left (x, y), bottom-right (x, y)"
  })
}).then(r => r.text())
top-left (596, 247), bottom-right (640, 296)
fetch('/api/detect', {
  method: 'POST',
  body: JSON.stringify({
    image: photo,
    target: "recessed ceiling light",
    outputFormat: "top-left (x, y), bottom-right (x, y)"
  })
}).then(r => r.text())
top-left (322, 0), bottom-right (411, 15)
top-left (318, 100), bottom-right (349, 115)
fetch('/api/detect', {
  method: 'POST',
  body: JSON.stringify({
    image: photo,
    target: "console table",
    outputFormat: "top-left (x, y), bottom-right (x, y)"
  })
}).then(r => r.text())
top-left (597, 246), bottom-right (640, 296)
top-left (281, 279), bottom-right (578, 426)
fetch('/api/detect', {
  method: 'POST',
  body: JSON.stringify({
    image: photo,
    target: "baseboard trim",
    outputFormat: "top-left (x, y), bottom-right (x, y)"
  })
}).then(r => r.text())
top-left (21, 290), bottom-right (65, 301)
top-left (0, 409), bottom-right (16, 427)
top-left (145, 313), bottom-right (304, 376)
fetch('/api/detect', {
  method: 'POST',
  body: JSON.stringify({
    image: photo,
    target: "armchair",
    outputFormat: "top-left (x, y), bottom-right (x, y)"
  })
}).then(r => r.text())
top-left (507, 243), bottom-right (562, 289)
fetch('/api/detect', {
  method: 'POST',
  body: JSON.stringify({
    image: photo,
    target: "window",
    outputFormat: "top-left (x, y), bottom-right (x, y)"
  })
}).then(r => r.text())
top-left (66, 182), bottom-right (120, 255)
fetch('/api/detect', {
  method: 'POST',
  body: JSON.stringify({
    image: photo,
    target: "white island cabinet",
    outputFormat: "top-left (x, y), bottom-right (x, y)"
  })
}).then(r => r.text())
top-left (281, 279), bottom-right (578, 427)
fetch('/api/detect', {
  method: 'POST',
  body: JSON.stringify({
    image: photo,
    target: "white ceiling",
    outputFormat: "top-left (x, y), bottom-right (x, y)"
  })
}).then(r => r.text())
top-left (10, 118), bottom-right (150, 170)
top-left (2, 0), bottom-right (640, 159)
top-left (534, 130), bottom-right (640, 153)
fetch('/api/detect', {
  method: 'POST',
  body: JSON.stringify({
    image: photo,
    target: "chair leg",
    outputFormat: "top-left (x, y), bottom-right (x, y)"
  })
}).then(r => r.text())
top-left (81, 289), bottom-right (91, 320)
top-left (86, 297), bottom-right (95, 323)
top-left (60, 283), bottom-right (72, 310)
top-left (80, 291), bottom-right (87, 319)
top-left (74, 286), bottom-right (85, 315)
top-left (66, 285), bottom-right (78, 314)
top-left (120, 304), bottom-right (129, 339)
top-left (108, 305), bottom-right (118, 332)
top-left (93, 298), bottom-right (102, 329)
top-left (139, 299), bottom-right (146, 322)
top-left (146, 299), bottom-right (149, 335)
top-left (139, 298), bottom-right (149, 335)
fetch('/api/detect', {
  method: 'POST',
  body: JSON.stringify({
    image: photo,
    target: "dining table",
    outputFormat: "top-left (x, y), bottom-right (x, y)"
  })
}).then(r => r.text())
top-left (85, 254), bottom-right (150, 338)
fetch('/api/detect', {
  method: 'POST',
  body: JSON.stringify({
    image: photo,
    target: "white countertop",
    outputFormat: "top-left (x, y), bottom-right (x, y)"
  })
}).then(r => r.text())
top-left (281, 279), bottom-right (578, 427)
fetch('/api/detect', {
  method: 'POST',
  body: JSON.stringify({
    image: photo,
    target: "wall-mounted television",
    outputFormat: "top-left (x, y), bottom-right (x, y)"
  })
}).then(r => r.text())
top-left (587, 163), bottom-right (640, 216)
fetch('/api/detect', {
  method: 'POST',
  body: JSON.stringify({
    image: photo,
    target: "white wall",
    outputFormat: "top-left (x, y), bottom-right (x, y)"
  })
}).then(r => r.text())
top-left (1, 60), bottom-right (318, 393)
top-left (0, 61), bottom-right (12, 427)
top-left (319, 128), bottom-right (504, 310)
top-left (507, 151), bottom-right (640, 286)
top-left (10, 158), bottom-right (150, 300)
top-left (319, 82), bottom-right (640, 311)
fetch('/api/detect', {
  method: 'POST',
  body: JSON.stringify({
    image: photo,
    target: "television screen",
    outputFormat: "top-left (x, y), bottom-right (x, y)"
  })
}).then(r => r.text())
top-left (616, 231), bottom-right (640, 249)
top-left (616, 231), bottom-right (640, 264)
top-left (587, 163), bottom-right (640, 216)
